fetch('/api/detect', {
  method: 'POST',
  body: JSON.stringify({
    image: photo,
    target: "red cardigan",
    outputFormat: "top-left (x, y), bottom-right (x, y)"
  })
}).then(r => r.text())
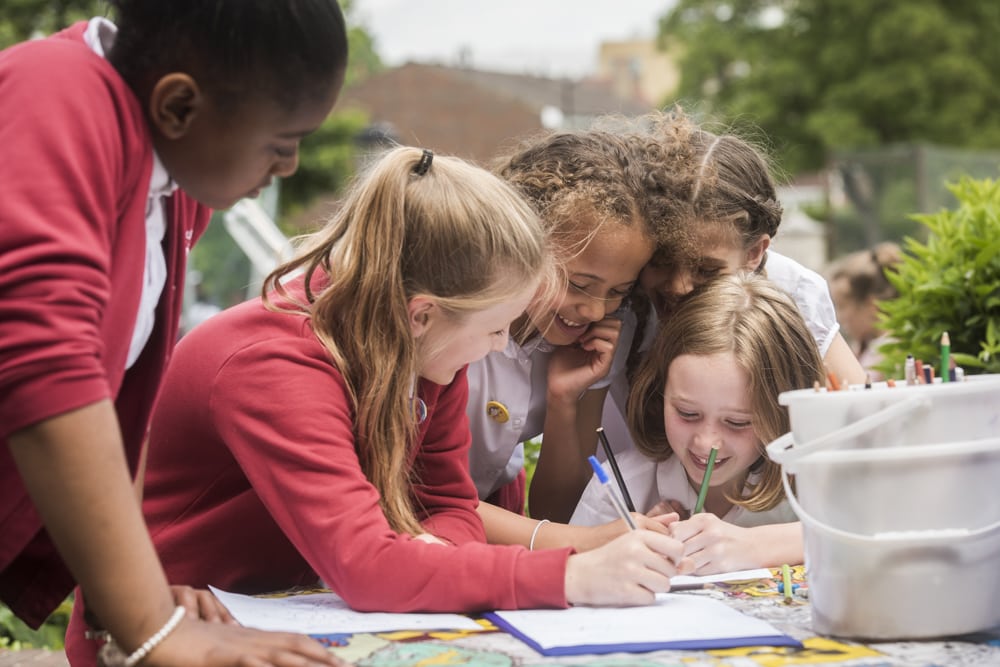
top-left (0, 24), bottom-right (210, 626)
top-left (68, 288), bottom-right (571, 666)
top-left (132, 290), bottom-right (568, 606)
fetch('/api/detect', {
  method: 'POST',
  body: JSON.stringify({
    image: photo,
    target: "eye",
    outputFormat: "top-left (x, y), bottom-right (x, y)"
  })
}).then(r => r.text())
top-left (610, 285), bottom-right (633, 299)
top-left (273, 144), bottom-right (297, 159)
top-left (491, 328), bottom-right (508, 337)
top-left (725, 419), bottom-right (752, 429)
top-left (569, 281), bottom-right (590, 294)
top-left (675, 408), bottom-right (698, 420)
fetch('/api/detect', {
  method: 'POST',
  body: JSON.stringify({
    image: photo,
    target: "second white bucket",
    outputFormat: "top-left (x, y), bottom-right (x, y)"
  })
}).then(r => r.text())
top-left (768, 376), bottom-right (1000, 640)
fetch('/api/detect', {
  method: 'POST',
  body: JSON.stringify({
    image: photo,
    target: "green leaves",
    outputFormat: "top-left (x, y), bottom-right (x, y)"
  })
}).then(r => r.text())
top-left (876, 177), bottom-right (1000, 377)
top-left (0, 598), bottom-right (72, 650)
top-left (659, 0), bottom-right (1000, 173)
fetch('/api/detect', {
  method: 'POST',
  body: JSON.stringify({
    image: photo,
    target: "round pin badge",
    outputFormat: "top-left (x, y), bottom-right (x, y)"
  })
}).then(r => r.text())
top-left (485, 400), bottom-right (510, 424)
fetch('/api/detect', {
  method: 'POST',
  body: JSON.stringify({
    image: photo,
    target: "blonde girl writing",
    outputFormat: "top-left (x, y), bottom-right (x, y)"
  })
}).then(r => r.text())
top-left (573, 273), bottom-right (825, 573)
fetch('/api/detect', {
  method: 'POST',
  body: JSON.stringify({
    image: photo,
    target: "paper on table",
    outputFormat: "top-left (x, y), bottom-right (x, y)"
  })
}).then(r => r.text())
top-left (210, 586), bottom-right (483, 634)
top-left (670, 567), bottom-right (772, 587)
top-left (486, 592), bottom-right (799, 656)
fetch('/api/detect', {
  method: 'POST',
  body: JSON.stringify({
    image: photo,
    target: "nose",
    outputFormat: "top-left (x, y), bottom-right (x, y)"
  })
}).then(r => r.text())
top-left (669, 271), bottom-right (694, 297)
top-left (575, 295), bottom-right (608, 323)
top-left (693, 424), bottom-right (722, 452)
top-left (272, 149), bottom-right (300, 178)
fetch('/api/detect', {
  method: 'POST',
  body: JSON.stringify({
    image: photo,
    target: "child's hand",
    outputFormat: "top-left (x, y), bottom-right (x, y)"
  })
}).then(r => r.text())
top-left (563, 530), bottom-right (685, 607)
top-left (668, 513), bottom-right (758, 574)
top-left (141, 616), bottom-right (349, 666)
top-left (646, 499), bottom-right (689, 521)
top-left (546, 317), bottom-right (623, 404)
top-left (568, 512), bottom-right (678, 552)
top-left (169, 585), bottom-right (236, 624)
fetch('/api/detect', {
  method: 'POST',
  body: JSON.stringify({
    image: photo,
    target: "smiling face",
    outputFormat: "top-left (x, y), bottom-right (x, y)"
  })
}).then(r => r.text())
top-left (415, 283), bottom-right (537, 385)
top-left (662, 352), bottom-right (762, 505)
top-left (641, 229), bottom-right (769, 319)
top-left (152, 75), bottom-right (344, 210)
top-left (532, 219), bottom-right (654, 346)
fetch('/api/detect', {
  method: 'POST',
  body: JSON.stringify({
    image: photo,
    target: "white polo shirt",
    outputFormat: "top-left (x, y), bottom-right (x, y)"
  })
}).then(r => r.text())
top-left (84, 17), bottom-right (176, 369)
top-left (466, 335), bottom-right (551, 499)
top-left (466, 329), bottom-right (629, 500)
top-left (570, 448), bottom-right (797, 527)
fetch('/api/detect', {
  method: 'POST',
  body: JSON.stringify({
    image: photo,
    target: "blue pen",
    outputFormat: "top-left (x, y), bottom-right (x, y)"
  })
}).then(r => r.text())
top-left (587, 455), bottom-right (637, 530)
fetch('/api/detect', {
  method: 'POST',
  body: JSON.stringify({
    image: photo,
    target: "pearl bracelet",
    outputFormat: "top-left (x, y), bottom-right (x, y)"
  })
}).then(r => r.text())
top-left (529, 519), bottom-right (551, 551)
top-left (122, 605), bottom-right (186, 667)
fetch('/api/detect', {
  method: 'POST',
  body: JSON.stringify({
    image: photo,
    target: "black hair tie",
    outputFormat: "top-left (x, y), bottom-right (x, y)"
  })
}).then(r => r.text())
top-left (413, 149), bottom-right (434, 176)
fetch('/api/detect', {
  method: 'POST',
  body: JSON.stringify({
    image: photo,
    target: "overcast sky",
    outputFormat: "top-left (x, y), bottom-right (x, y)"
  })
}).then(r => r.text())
top-left (352, 0), bottom-right (676, 79)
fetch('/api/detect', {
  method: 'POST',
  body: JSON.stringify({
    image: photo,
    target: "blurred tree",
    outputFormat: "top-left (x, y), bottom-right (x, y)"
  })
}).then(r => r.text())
top-left (0, 0), bottom-right (104, 48)
top-left (278, 108), bottom-right (368, 222)
top-left (277, 0), bottom-right (382, 221)
top-left (660, 1), bottom-right (1000, 173)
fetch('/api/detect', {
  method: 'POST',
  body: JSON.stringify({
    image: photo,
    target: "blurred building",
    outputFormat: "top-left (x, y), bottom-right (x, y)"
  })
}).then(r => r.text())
top-left (595, 38), bottom-right (680, 107)
top-left (336, 62), bottom-right (651, 166)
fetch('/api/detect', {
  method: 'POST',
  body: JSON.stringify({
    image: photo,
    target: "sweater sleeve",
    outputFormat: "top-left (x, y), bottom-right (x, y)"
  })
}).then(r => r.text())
top-left (210, 336), bottom-right (569, 613)
top-left (0, 39), bottom-right (145, 438)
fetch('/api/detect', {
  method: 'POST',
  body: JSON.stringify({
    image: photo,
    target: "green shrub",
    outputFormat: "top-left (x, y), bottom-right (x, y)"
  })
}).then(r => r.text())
top-left (523, 439), bottom-right (541, 517)
top-left (0, 598), bottom-right (72, 650)
top-left (876, 177), bottom-right (1000, 378)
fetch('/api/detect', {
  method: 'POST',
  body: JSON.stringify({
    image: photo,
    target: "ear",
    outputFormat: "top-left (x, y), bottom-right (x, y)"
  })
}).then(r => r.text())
top-left (148, 73), bottom-right (203, 139)
top-left (744, 235), bottom-right (771, 271)
top-left (407, 296), bottom-right (437, 338)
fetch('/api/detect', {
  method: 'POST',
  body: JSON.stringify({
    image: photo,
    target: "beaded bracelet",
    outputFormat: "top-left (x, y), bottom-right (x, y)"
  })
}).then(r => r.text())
top-left (97, 605), bottom-right (186, 667)
top-left (529, 519), bottom-right (550, 551)
top-left (125, 605), bottom-right (186, 667)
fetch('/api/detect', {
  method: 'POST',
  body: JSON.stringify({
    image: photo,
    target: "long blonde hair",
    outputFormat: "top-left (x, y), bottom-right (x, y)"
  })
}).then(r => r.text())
top-left (627, 272), bottom-right (824, 511)
top-left (263, 147), bottom-right (545, 534)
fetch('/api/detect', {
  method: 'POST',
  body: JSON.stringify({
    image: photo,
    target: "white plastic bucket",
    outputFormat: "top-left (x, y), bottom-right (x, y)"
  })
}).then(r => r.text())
top-left (767, 376), bottom-right (1000, 640)
top-left (778, 375), bottom-right (1000, 459)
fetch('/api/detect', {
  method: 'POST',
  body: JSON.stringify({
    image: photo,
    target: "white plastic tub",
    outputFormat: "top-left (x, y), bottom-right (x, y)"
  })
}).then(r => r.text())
top-left (778, 375), bottom-right (1000, 457)
top-left (767, 376), bottom-right (1000, 640)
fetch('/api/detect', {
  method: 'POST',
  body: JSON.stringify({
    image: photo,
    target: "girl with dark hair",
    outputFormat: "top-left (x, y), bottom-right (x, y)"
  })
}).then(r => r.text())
top-left (0, 2), bottom-right (349, 664)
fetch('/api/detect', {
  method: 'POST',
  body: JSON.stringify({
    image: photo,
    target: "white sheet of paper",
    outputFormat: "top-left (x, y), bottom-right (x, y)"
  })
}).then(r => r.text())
top-left (210, 586), bottom-right (483, 634)
top-left (670, 567), bottom-right (772, 587)
top-left (491, 592), bottom-right (785, 650)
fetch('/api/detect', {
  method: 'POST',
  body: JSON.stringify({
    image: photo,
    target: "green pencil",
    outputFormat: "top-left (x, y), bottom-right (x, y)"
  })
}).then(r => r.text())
top-left (782, 563), bottom-right (793, 604)
top-left (941, 331), bottom-right (951, 383)
top-left (693, 447), bottom-right (718, 514)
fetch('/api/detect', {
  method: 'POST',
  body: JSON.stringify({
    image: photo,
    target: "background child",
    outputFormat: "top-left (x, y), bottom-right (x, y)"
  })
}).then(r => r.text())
top-left (572, 273), bottom-right (825, 573)
top-left (1, 2), bottom-right (348, 665)
top-left (467, 128), bottom-right (661, 524)
top-left (827, 242), bottom-right (903, 380)
top-left (65, 146), bottom-right (688, 666)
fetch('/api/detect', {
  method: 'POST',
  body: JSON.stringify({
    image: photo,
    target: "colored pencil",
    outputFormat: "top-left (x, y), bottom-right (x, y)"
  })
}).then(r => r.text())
top-left (693, 448), bottom-right (718, 514)
top-left (587, 455), bottom-right (636, 530)
top-left (941, 331), bottom-right (951, 383)
top-left (596, 427), bottom-right (634, 512)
